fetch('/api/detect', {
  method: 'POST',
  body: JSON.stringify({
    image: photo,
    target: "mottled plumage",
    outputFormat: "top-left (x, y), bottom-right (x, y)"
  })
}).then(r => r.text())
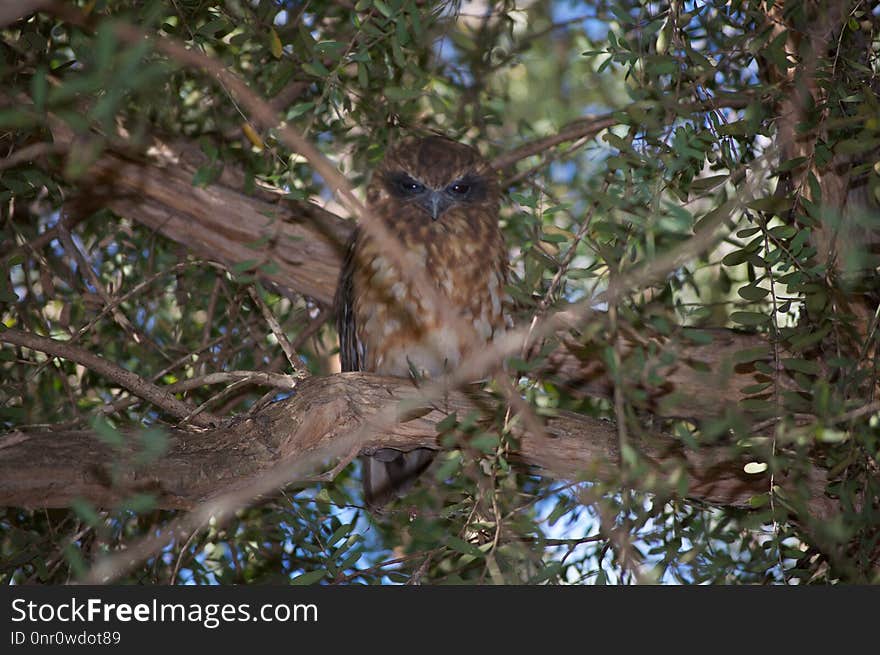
top-left (336, 135), bottom-right (508, 509)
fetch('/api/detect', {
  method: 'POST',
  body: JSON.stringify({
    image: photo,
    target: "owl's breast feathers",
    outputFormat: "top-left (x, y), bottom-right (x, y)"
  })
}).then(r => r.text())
top-left (351, 211), bottom-right (508, 378)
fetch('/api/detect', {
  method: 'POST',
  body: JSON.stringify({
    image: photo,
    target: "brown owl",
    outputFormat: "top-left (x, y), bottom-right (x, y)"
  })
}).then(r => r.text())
top-left (335, 135), bottom-right (508, 510)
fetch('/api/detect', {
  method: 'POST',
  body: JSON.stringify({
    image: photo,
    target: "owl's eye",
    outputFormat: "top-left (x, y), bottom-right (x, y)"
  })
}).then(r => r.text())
top-left (396, 177), bottom-right (425, 195)
top-left (447, 182), bottom-right (471, 196)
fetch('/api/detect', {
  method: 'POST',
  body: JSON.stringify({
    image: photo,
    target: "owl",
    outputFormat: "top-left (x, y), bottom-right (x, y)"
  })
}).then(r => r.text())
top-left (335, 135), bottom-right (508, 510)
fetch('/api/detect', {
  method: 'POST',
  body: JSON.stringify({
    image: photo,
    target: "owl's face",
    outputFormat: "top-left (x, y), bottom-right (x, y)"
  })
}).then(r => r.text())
top-left (368, 136), bottom-right (498, 227)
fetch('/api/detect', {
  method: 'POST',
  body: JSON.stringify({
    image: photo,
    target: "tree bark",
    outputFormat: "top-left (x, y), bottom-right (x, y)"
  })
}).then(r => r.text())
top-left (0, 372), bottom-right (834, 519)
top-left (763, 2), bottom-right (878, 334)
top-left (52, 121), bottom-right (350, 307)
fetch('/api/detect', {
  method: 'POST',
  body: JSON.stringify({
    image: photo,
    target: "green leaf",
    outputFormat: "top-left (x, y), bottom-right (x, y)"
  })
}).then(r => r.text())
top-left (781, 358), bottom-right (820, 375)
top-left (260, 261), bottom-right (280, 275)
top-left (689, 174), bottom-right (728, 193)
top-left (740, 398), bottom-right (775, 413)
top-left (717, 120), bottom-right (748, 136)
top-left (732, 346), bottom-right (771, 364)
top-left (316, 41), bottom-right (346, 57)
top-left (287, 101), bottom-right (316, 119)
top-left (737, 284), bottom-right (770, 302)
top-left (434, 451), bottom-right (462, 481)
top-left (135, 428), bottom-right (168, 464)
top-left (621, 443), bottom-right (639, 468)
top-left (747, 196), bottom-right (793, 214)
top-left (505, 357), bottom-right (534, 372)
top-left (816, 429), bottom-right (848, 443)
top-left (835, 138), bottom-right (880, 155)
top-left (91, 416), bottom-right (124, 448)
top-left (436, 411), bottom-right (458, 433)
top-left (774, 156), bottom-right (808, 173)
top-left (730, 311), bottom-right (769, 326)
top-left (0, 108), bottom-right (39, 129)
top-left (722, 249), bottom-right (750, 267)
top-left (447, 536), bottom-right (484, 558)
top-left (769, 225), bottom-right (797, 239)
top-left (384, 86), bottom-right (421, 101)
top-left (71, 498), bottom-right (102, 527)
top-left (391, 36), bottom-right (406, 67)
top-left (469, 433), bottom-right (499, 453)
top-left (63, 544), bottom-right (88, 578)
top-left (119, 493), bottom-right (156, 513)
top-left (741, 382), bottom-right (772, 394)
top-left (510, 193), bottom-right (537, 209)
top-left (31, 66), bottom-right (48, 112)
top-left (373, 0), bottom-right (393, 18)
top-left (231, 259), bottom-right (259, 274)
top-left (749, 493), bottom-right (770, 508)
top-left (269, 28), bottom-right (283, 59)
top-left (681, 329), bottom-right (714, 345)
top-left (197, 18), bottom-right (232, 39)
top-left (788, 323), bottom-right (831, 351)
top-left (540, 232), bottom-right (569, 243)
top-left (290, 570), bottom-right (327, 585)
top-left (192, 164), bottom-right (220, 187)
top-left (529, 562), bottom-right (564, 584)
top-left (328, 523), bottom-right (354, 547)
top-left (302, 61), bottom-right (330, 77)
top-left (95, 21), bottom-right (118, 71)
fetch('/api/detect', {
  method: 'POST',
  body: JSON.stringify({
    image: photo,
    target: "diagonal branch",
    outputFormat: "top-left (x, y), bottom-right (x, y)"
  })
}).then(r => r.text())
top-left (0, 327), bottom-right (218, 427)
top-left (491, 114), bottom-right (617, 171)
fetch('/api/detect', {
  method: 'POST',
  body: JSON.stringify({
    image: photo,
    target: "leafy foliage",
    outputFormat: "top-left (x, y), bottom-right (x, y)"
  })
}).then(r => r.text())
top-left (1, 1), bottom-right (879, 584)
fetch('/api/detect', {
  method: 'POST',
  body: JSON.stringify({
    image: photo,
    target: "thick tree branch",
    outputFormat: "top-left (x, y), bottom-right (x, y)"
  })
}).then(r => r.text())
top-left (50, 120), bottom-right (350, 307)
top-left (0, 372), bottom-right (834, 520)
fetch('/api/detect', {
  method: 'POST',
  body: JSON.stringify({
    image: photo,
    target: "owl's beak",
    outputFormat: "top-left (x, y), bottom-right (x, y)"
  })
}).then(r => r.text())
top-left (418, 191), bottom-right (453, 220)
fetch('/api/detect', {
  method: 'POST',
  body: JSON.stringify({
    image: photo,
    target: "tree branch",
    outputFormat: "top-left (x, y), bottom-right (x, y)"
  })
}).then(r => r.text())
top-left (49, 119), bottom-right (350, 307)
top-left (491, 114), bottom-right (617, 171)
top-left (0, 327), bottom-right (218, 427)
top-left (0, 372), bottom-right (835, 520)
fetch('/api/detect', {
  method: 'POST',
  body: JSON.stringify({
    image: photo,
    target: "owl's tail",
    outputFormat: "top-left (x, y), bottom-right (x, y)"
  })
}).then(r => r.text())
top-left (362, 448), bottom-right (435, 511)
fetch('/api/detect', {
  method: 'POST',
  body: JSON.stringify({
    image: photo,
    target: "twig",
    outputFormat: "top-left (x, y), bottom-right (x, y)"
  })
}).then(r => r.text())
top-left (198, 274), bottom-right (223, 374)
top-left (0, 141), bottom-right (66, 171)
top-left (491, 115), bottom-right (617, 171)
top-left (168, 370), bottom-right (298, 393)
top-left (169, 528), bottom-right (202, 585)
top-left (178, 377), bottom-right (254, 426)
top-left (247, 285), bottom-right (309, 376)
top-left (56, 220), bottom-right (144, 346)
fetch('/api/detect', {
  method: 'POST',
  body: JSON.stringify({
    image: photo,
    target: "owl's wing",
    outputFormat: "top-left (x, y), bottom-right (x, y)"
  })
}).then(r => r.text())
top-left (334, 227), bottom-right (434, 511)
top-left (335, 230), bottom-right (363, 373)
